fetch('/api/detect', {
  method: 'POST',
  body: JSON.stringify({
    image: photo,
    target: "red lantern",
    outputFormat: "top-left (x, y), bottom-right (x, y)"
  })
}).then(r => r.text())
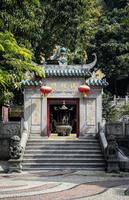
top-left (78, 84), bottom-right (90, 97)
top-left (40, 86), bottom-right (52, 96)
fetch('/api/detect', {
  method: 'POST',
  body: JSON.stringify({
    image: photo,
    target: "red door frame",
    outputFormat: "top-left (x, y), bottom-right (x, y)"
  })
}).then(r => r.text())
top-left (47, 98), bottom-right (80, 137)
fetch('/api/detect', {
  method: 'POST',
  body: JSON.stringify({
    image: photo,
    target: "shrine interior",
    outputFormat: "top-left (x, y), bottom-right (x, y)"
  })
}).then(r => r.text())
top-left (50, 103), bottom-right (77, 134)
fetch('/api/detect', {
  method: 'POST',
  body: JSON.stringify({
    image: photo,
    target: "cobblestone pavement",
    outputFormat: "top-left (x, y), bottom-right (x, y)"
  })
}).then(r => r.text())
top-left (0, 170), bottom-right (129, 200)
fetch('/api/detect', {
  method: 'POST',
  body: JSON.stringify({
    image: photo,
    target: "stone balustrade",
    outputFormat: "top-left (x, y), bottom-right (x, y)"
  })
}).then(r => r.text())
top-left (0, 121), bottom-right (21, 159)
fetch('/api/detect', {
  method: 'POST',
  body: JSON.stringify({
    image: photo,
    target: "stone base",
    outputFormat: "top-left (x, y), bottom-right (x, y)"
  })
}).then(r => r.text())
top-left (8, 159), bottom-right (22, 173)
top-left (125, 188), bottom-right (129, 196)
top-left (0, 161), bottom-right (9, 173)
top-left (107, 161), bottom-right (120, 173)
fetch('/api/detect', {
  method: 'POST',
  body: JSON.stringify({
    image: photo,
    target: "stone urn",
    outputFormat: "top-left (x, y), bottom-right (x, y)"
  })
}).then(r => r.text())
top-left (56, 125), bottom-right (72, 136)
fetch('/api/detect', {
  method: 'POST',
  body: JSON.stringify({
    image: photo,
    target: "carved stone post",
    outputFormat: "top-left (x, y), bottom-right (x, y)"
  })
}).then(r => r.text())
top-left (9, 135), bottom-right (23, 173)
top-left (106, 135), bottom-right (120, 173)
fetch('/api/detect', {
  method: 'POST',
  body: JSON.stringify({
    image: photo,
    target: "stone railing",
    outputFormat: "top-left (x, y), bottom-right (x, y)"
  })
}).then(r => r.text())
top-left (0, 121), bottom-right (21, 160)
top-left (111, 95), bottom-right (129, 107)
top-left (98, 123), bottom-right (120, 173)
top-left (98, 122), bottom-right (129, 173)
top-left (8, 120), bottom-right (30, 173)
top-left (105, 122), bottom-right (129, 138)
top-left (0, 121), bottom-right (21, 138)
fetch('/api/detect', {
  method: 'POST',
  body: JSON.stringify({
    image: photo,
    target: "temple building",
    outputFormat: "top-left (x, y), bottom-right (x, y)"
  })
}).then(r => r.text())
top-left (22, 48), bottom-right (108, 139)
top-left (6, 48), bottom-right (129, 173)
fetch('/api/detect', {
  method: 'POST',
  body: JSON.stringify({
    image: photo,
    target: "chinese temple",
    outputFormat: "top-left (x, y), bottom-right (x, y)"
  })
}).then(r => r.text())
top-left (22, 47), bottom-right (108, 139)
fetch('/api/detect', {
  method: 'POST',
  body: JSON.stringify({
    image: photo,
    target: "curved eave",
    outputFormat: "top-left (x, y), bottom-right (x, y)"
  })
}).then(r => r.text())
top-left (21, 80), bottom-right (42, 87)
top-left (86, 79), bottom-right (109, 87)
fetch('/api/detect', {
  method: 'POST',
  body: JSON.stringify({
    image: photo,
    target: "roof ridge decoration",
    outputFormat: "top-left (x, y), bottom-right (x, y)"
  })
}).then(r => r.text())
top-left (81, 53), bottom-right (97, 70)
top-left (43, 53), bottom-right (97, 77)
top-left (21, 78), bottom-right (108, 87)
top-left (45, 53), bottom-right (97, 70)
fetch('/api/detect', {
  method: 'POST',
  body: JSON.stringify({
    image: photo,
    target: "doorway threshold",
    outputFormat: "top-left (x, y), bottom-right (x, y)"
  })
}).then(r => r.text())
top-left (48, 133), bottom-right (79, 140)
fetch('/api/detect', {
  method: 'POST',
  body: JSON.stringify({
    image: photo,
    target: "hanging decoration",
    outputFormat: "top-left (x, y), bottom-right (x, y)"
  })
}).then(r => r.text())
top-left (78, 84), bottom-right (90, 97)
top-left (40, 85), bottom-right (52, 96)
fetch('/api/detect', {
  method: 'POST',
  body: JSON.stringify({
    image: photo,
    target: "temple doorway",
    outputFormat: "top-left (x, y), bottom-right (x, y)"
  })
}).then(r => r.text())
top-left (47, 98), bottom-right (79, 137)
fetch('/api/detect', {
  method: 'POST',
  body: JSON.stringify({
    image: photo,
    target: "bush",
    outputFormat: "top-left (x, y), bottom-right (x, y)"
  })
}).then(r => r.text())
top-left (102, 93), bottom-right (119, 122)
top-left (119, 104), bottom-right (129, 119)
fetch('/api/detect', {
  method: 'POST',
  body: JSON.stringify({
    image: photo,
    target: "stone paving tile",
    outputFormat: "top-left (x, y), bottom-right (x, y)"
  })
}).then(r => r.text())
top-left (0, 171), bottom-right (129, 200)
top-left (2, 184), bottom-right (105, 200)
top-left (0, 185), bottom-right (26, 189)
top-left (1, 180), bottom-right (129, 200)
top-left (80, 185), bottom-right (129, 200)
top-left (0, 183), bottom-right (60, 194)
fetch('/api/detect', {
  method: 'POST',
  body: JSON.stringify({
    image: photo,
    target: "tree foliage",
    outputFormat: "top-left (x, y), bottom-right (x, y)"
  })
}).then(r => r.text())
top-left (94, 0), bottom-right (129, 80)
top-left (0, 31), bottom-right (44, 104)
top-left (37, 0), bottom-right (102, 58)
top-left (0, 0), bottom-right (104, 104)
top-left (77, 0), bottom-right (103, 51)
top-left (2, 0), bottom-right (129, 104)
top-left (0, 0), bottom-right (43, 50)
top-left (102, 93), bottom-right (119, 121)
top-left (0, 0), bottom-right (103, 59)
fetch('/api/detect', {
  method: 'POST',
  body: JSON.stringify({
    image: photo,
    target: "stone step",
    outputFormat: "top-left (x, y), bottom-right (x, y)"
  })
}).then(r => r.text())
top-left (25, 146), bottom-right (101, 150)
top-left (26, 143), bottom-right (100, 147)
top-left (24, 149), bottom-right (101, 154)
top-left (29, 134), bottom-right (96, 137)
top-left (22, 162), bottom-right (105, 169)
top-left (23, 158), bottom-right (104, 164)
top-left (28, 136), bottom-right (97, 139)
top-left (22, 167), bottom-right (104, 171)
top-left (27, 140), bottom-right (100, 145)
top-left (23, 154), bottom-right (103, 158)
top-left (22, 133), bottom-right (105, 171)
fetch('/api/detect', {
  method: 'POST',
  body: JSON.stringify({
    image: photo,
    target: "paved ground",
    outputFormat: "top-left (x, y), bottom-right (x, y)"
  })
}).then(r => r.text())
top-left (0, 170), bottom-right (129, 200)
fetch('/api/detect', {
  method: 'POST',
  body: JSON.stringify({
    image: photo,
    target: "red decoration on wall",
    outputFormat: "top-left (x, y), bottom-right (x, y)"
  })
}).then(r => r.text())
top-left (40, 86), bottom-right (52, 96)
top-left (78, 84), bottom-right (90, 97)
top-left (2, 106), bottom-right (9, 122)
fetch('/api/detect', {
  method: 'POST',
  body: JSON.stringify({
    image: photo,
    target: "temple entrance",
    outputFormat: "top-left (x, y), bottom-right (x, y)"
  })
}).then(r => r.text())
top-left (47, 98), bottom-right (79, 137)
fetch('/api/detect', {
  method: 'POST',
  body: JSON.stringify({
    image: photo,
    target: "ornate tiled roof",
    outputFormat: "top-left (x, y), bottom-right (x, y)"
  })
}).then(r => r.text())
top-left (45, 67), bottom-right (91, 77)
top-left (22, 79), bottom-right (108, 87)
top-left (44, 53), bottom-right (97, 77)
top-left (22, 60), bottom-right (108, 87)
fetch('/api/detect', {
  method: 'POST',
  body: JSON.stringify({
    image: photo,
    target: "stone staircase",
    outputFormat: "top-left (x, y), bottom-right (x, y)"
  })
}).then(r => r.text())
top-left (22, 134), bottom-right (105, 171)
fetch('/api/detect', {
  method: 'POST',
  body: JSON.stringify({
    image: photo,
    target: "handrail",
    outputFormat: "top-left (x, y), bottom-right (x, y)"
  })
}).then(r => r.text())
top-left (98, 122), bottom-right (108, 160)
top-left (20, 120), bottom-right (29, 159)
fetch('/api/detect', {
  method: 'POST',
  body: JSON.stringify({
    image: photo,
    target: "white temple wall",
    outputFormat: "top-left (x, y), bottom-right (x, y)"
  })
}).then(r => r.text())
top-left (24, 77), bottom-right (103, 136)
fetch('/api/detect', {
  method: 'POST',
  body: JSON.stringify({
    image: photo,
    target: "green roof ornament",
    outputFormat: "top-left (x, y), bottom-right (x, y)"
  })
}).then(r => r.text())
top-left (47, 45), bottom-right (97, 69)
top-left (60, 47), bottom-right (66, 53)
top-left (48, 45), bottom-right (67, 66)
top-left (58, 47), bottom-right (67, 66)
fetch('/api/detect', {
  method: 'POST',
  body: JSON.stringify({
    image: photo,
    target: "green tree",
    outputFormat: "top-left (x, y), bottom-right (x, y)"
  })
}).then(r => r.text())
top-left (119, 104), bottom-right (129, 118)
top-left (0, 0), bottom-right (103, 60)
top-left (0, 31), bottom-right (44, 104)
top-left (0, 0), bottom-right (43, 51)
top-left (104, 0), bottom-right (128, 10)
top-left (37, 0), bottom-right (102, 58)
top-left (94, 0), bottom-right (129, 91)
top-left (76, 0), bottom-right (103, 51)
top-left (102, 93), bottom-right (119, 121)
